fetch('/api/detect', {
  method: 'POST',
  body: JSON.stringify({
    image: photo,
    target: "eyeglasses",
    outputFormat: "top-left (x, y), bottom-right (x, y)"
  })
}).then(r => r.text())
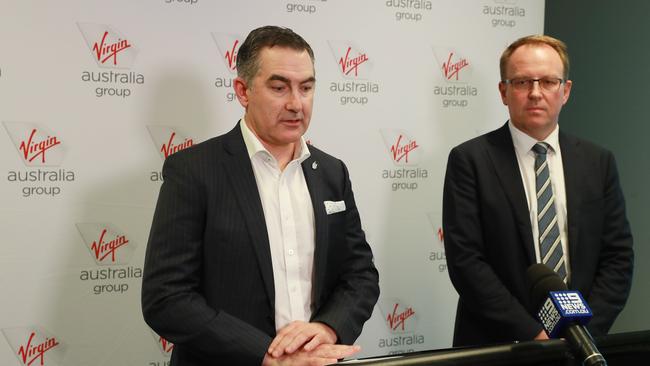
top-left (503, 77), bottom-right (565, 92)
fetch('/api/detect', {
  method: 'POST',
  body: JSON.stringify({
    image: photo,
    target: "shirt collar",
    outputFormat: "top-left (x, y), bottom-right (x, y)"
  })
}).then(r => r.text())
top-left (508, 120), bottom-right (560, 155)
top-left (240, 118), bottom-right (311, 164)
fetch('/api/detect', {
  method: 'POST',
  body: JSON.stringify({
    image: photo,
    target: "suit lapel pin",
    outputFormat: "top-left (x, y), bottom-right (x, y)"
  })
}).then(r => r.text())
top-left (312, 161), bottom-right (318, 170)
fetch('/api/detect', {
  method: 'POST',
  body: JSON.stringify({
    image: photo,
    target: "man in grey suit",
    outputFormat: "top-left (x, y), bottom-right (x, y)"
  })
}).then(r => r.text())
top-left (142, 26), bottom-right (379, 365)
top-left (443, 35), bottom-right (633, 346)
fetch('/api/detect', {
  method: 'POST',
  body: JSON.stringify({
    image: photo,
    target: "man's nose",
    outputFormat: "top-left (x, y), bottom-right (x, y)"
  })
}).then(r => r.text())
top-left (286, 90), bottom-right (302, 112)
top-left (528, 80), bottom-right (543, 99)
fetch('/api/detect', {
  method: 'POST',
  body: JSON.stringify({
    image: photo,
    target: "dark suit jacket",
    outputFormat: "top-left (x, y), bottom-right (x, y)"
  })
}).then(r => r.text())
top-left (442, 122), bottom-right (633, 347)
top-left (142, 124), bottom-right (380, 365)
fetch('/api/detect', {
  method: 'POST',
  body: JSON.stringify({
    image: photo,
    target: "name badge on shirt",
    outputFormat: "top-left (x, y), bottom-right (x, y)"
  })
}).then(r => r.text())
top-left (324, 200), bottom-right (346, 215)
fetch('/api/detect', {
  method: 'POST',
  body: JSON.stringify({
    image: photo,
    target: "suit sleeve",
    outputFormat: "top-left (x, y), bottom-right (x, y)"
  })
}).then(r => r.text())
top-left (585, 151), bottom-right (634, 335)
top-left (443, 146), bottom-right (542, 341)
top-left (141, 152), bottom-right (271, 365)
top-left (310, 160), bottom-right (380, 345)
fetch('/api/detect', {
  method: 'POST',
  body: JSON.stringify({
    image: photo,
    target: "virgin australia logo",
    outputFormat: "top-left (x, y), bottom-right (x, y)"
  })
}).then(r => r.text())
top-left (147, 125), bottom-right (195, 159)
top-left (426, 213), bottom-right (444, 245)
top-left (76, 223), bottom-right (137, 265)
top-left (150, 330), bottom-right (175, 356)
top-left (378, 298), bottom-right (419, 334)
top-left (380, 129), bottom-right (420, 166)
top-left (387, 303), bottom-right (415, 332)
top-left (212, 33), bottom-right (243, 74)
top-left (432, 47), bottom-right (473, 83)
top-left (328, 41), bottom-right (373, 79)
top-left (2, 326), bottom-right (66, 366)
top-left (3, 122), bottom-right (66, 167)
top-left (77, 23), bottom-right (138, 69)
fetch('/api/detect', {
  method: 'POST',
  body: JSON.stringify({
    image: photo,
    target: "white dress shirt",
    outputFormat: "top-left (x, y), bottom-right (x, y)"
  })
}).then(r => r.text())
top-left (509, 121), bottom-right (571, 280)
top-left (240, 119), bottom-right (315, 331)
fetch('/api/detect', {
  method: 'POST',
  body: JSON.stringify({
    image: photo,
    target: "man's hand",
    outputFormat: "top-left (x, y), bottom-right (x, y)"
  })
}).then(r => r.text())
top-left (268, 321), bottom-right (338, 358)
top-left (534, 330), bottom-right (549, 340)
top-left (262, 344), bottom-right (360, 366)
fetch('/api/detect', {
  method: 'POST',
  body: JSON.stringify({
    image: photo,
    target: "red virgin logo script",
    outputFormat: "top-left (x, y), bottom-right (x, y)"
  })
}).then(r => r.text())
top-left (19, 129), bottom-right (61, 164)
top-left (161, 132), bottom-right (193, 158)
top-left (159, 336), bottom-right (174, 354)
top-left (387, 304), bottom-right (415, 332)
top-left (224, 39), bottom-right (238, 70)
top-left (442, 52), bottom-right (469, 81)
top-left (91, 229), bottom-right (129, 263)
top-left (339, 47), bottom-right (368, 77)
top-left (390, 134), bottom-right (419, 163)
top-left (92, 31), bottom-right (132, 66)
top-left (17, 332), bottom-right (59, 366)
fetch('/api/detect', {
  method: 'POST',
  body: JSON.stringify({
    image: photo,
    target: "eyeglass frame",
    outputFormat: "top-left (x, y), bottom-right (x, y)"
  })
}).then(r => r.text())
top-left (502, 77), bottom-right (566, 92)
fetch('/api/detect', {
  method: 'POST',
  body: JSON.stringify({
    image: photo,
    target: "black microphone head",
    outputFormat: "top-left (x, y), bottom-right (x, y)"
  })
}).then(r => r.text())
top-left (526, 263), bottom-right (556, 292)
top-left (526, 264), bottom-right (568, 310)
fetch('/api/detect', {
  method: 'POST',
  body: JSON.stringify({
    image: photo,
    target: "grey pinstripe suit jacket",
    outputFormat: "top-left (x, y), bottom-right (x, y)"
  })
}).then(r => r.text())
top-left (142, 124), bottom-right (379, 365)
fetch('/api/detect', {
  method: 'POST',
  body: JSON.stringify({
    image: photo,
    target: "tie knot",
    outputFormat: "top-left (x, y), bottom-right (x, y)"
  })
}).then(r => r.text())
top-left (532, 142), bottom-right (549, 155)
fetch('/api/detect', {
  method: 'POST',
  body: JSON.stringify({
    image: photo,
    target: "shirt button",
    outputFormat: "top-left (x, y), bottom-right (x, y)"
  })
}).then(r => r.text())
top-left (288, 249), bottom-right (295, 256)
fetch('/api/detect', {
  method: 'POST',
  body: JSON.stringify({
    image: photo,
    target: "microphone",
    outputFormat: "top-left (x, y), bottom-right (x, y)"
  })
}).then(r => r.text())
top-left (526, 264), bottom-right (607, 366)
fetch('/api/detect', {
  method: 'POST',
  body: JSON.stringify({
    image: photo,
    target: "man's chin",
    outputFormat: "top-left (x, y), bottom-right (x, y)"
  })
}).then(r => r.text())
top-left (273, 131), bottom-right (305, 145)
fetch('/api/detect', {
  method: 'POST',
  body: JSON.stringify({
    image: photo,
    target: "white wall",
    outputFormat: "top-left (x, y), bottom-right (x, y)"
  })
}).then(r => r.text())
top-left (0, 1), bottom-right (544, 364)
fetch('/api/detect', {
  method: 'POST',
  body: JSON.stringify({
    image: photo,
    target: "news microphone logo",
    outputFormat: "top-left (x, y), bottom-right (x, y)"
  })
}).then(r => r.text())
top-left (538, 291), bottom-right (592, 338)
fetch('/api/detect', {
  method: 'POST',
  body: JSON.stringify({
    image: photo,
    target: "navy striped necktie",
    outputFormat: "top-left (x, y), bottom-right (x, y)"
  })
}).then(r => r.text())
top-left (532, 142), bottom-right (567, 280)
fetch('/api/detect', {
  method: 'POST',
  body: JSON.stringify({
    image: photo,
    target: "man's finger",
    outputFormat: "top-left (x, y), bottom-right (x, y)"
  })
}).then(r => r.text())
top-left (268, 321), bottom-right (302, 355)
top-left (283, 333), bottom-right (310, 354)
top-left (311, 344), bottom-right (361, 359)
top-left (302, 334), bottom-right (325, 352)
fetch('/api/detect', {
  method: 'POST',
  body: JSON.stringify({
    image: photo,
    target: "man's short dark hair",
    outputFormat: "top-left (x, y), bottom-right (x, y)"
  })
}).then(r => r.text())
top-left (236, 25), bottom-right (315, 85)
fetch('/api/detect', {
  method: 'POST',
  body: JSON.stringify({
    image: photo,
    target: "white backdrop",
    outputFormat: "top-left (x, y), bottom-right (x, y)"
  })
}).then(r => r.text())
top-left (0, 1), bottom-right (544, 365)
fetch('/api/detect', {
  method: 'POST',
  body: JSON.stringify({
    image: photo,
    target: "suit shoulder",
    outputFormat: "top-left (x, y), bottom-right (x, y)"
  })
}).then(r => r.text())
top-left (450, 128), bottom-right (501, 155)
top-left (307, 144), bottom-right (344, 167)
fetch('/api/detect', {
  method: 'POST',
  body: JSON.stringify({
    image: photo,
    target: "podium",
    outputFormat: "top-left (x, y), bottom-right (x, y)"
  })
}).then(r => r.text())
top-left (344, 330), bottom-right (650, 365)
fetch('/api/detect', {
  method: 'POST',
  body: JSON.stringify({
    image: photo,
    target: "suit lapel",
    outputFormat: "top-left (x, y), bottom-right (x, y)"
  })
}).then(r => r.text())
top-left (559, 132), bottom-right (581, 283)
top-left (301, 154), bottom-right (329, 302)
top-left (486, 123), bottom-right (536, 264)
top-left (222, 124), bottom-right (275, 308)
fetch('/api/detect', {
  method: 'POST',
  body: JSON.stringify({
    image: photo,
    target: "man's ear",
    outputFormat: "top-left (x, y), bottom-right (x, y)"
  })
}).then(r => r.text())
top-left (233, 77), bottom-right (249, 108)
top-left (498, 81), bottom-right (508, 106)
top-left (561, 79), bottom-right (572, 105)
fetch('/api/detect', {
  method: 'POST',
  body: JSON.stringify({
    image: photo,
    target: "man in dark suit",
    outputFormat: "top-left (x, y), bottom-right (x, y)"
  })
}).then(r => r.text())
top-left (442, 35), bottom-right (633, 347)
top-left (142, 26), bottom-right (379, 365)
